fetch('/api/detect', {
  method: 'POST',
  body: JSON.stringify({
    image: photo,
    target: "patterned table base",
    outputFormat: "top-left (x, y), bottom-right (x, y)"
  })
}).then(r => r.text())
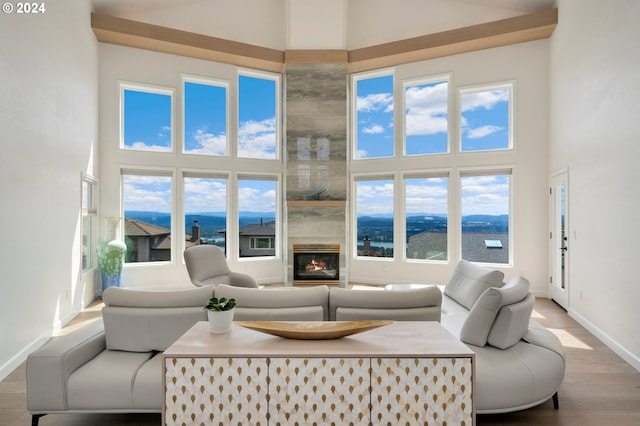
top-left (164, 356), bottom-right (472, 426)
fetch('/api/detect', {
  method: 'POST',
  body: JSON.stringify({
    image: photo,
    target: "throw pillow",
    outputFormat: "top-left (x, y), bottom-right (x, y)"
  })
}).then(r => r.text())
top-left (459, 276), bottom-right (529, 346)
top-left (443, 260), bottom-right (505, 310)
top-left (487, 293), bottom-right (535, 349)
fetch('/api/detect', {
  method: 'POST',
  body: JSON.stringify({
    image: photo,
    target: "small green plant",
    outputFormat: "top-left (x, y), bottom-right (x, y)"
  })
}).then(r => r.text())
top-left (203, 297), bottom-right (237, 312)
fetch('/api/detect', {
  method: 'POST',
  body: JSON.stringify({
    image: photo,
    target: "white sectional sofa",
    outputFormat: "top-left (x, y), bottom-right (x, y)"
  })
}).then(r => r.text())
top-left (439, 260), bottom-right (566, 414)
top-left (26, 262), bottom-right (565, 424)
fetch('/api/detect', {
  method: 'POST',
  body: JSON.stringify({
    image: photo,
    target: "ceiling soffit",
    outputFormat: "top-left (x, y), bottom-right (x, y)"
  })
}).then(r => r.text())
top-left (91, 8), bottom-right (557, 74)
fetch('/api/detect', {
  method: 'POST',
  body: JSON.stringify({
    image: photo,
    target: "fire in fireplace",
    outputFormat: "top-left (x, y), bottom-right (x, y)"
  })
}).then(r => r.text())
top-left (293, 244), bottom-right (340, 284)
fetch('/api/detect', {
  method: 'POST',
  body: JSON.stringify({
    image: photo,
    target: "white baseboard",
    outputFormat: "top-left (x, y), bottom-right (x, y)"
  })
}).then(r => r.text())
top-left (0, 331), bottom-right (50, 382)
top-left (0, 307), bottom-right (81, 382)
top-left (569, 307), bottom-right (640, 373)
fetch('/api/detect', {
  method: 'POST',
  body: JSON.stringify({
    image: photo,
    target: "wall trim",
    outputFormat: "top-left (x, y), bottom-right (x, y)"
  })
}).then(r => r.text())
top-left (569, 307), bottom-right (640, 372)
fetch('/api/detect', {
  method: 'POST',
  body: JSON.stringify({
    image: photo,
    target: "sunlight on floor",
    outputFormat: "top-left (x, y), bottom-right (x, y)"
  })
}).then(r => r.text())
top-left (531, 308), bottom-right (546, 320)
top-left (549, 327), bottom-right (593, 350)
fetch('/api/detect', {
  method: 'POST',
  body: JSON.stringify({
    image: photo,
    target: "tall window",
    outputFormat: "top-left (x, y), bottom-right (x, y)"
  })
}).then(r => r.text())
top-left (121, 84), bottom-right (173, 152)
top-left (122, 172), bottom-right (173, 263)
top-left (238, 72), bottom-right (278, 159)
top-left (183, 175), bottom-right (227, 250)
top-left (355, 178), bottom-right (394, 258)
top-left (404, 77), bottom-right (449, 155)
top-left (460, 83), bottom-right (512, 152)
top-left (82, 174), bottom-right (98, 271)
top-left (460, 171), bottom-right (511, 264)
top-left (237, 177), bottom-right (278, 258)
top-left (183, 77), bottom-right (228, 156)
top-left (404, 175), bottom-right (448, 261)
top-left (354, 72), bottom-right (394, 159)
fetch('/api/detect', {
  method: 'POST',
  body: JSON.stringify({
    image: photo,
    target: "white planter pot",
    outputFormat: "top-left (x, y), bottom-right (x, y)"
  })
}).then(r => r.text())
top-left (207, 309), bottom-right (235, 334)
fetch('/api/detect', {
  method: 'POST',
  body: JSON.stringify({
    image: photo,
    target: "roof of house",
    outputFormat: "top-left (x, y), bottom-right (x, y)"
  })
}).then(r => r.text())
top-left (238, 220), bottom-right (276, 237)
top-left (125, 218), bottom-right (170, 237)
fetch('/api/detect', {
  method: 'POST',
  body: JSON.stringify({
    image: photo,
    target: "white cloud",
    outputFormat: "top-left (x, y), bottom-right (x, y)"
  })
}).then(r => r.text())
top-left (238, 118), bottom-right (277, 159)
top-left (405, 82), bottom-right (448, 136)
top-left (125, 142), bottom-right (172, 152)
top-left (356, 181), bottom-right (394, 215)
top-left (357, 92), bottom-right (393, 113)
top-left (461, 89), bottom-right (509, 112)
top-left (467, 125), bottom-right (502, 139)
top-left (362, 124), bottom-right (385, 134)
top-left (185, 129), bottom-right (227, 155)
top-left (184, 178), bottom-right (227, 213)
top-left (123, 175), bottom-right (171, 211)
top-left (238, 185), bottom-right (276, 212)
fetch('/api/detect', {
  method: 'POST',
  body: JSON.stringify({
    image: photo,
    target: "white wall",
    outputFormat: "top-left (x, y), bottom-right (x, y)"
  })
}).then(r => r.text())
top-left (0, 2), bottom-right (99, 380)
top-left (549, 0), bottom-right (640, 370)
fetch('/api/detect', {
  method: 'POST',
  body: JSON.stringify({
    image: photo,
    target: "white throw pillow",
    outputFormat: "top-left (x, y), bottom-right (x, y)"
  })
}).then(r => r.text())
top-left (487, 293), bottom-right (535, 349)
top-left (459, 276), bottom-right (529, 346)
top-left (443, 260), bottom-right (505, 310)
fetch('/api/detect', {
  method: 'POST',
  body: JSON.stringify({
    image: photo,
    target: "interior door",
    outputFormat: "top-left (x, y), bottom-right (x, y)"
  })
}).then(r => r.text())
top-left (550, 170), bottom-right (569, 309)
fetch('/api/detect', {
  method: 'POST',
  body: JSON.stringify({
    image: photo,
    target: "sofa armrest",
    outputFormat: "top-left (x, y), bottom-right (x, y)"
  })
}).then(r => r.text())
top-left (27, 320), bottom-right (106, 412)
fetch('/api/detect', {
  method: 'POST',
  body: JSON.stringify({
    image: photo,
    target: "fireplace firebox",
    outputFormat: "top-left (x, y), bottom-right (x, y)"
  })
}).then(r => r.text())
top-left (293, 244), bottom-right (340, 285)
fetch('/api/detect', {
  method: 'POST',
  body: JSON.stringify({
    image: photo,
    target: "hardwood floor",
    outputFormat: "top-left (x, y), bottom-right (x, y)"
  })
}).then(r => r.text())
top-left (1, 298), bottom-right (639, 425)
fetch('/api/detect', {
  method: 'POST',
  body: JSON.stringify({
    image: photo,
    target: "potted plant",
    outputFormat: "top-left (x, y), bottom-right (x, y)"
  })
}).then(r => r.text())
top-left (204, 297), bottom-right (237, 334)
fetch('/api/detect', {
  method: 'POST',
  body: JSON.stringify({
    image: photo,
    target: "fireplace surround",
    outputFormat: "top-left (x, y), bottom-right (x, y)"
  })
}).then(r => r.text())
top-left (292, 244), bottom-right (340, 286)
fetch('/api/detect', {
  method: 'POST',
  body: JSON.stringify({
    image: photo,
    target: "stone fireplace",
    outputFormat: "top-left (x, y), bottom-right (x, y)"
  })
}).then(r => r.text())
top-left (285, 63), bottom-right (347, 286)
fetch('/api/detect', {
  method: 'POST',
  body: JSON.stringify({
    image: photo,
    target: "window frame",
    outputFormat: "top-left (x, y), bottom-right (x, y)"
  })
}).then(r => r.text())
top-left (181, 74), bottom-right (230, 157)
top-left (459, 166), bottom-right (514, 267)
top-left (236, 172), bottom-right (282, 262)
top-left (402, 74), bottom-right (452, 157)
top-left (121, 167), bottom-right (176, 266)
top-left (237, 69), bottom-right (282, 161)
top-left (81, 173), bottom-right (98, 272)
top-left (351, 68), bottom-right (396, 161)
top-left (402, 170), bottom-right (450, 264)
top-left (352, 173), bottom-right (396, 261)
top-left (181, 169), bottom-right (230, 255)
top-left (458, 81), bottom-right (514, 154)
top-left (119, 81), bottom-right (175, 153)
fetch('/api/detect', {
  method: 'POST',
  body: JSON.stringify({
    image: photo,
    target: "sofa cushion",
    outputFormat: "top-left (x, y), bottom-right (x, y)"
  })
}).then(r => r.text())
top-left (443, 260), bottom-right (505, 310)
top-left (102, 286), bottom-right (214, 308)
top-left (102, 287), bottom-right (212, 352)
top-left (329, 286), bottom-right (442, 321)
top-left (487, 293), bottom-right (535, 349)
top-left (459, 276), bottom-right (529, 346)
top-left (67, 350), bottom-right (153, 410)
top-left (215, 284), bottom-right (330, 320)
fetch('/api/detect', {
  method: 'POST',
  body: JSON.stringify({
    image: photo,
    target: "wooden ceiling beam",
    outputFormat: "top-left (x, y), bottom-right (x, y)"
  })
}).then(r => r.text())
top-left (91, 8), bottom-right (557, 74)
top-left (91, 13), bottom-right (286, 73)
top-left (348, 8), bottom-right (557, 72)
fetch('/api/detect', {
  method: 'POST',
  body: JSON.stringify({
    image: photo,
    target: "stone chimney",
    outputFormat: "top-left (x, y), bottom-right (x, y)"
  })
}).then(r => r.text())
top-left (190, 219), bottom-right (200, 243)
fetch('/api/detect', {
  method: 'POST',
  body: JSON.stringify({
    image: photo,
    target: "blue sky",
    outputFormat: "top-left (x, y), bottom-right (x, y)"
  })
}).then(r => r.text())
top-left (355, 75), bottom-right (511, 216)
top-left (121, 75), bottom-right (508, 217)
top-left (122, 76), bottom-right (277, 214)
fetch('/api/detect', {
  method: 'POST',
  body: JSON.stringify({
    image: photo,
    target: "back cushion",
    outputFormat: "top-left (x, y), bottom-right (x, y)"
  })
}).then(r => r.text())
top-left (102, 286), bottom-right (213, 352)
top-left (215, 284), bottom-right (330, 320)
top-left (443, 260), bottom-right (505, 310)
top-left (487, 293), bottom-right (535, 349)
top-left (459, 276), bottom-right (530, 346)
top-left (329, 286), bottom-right (442, 321)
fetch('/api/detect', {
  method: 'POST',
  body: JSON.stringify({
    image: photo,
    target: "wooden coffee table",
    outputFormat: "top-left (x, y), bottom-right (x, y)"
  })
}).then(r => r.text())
top-left (163, 321), bottom-right (475, 425)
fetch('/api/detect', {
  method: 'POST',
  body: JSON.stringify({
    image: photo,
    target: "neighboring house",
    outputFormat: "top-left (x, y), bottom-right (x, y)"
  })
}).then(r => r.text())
top-left (406, 231), bottom-right (508, 264)
top-left (125, 218), bottom-right (201, 262)
top-left (124, 218), bottom-right (171, 262)
top-left (218, 220), bottom-right (276, 257)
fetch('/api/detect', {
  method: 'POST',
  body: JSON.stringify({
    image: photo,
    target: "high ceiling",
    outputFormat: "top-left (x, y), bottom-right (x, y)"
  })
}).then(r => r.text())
top-left (90, 0), bottom-right (557, 54)
top-left (92, 0), bottom-right (555, 16)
